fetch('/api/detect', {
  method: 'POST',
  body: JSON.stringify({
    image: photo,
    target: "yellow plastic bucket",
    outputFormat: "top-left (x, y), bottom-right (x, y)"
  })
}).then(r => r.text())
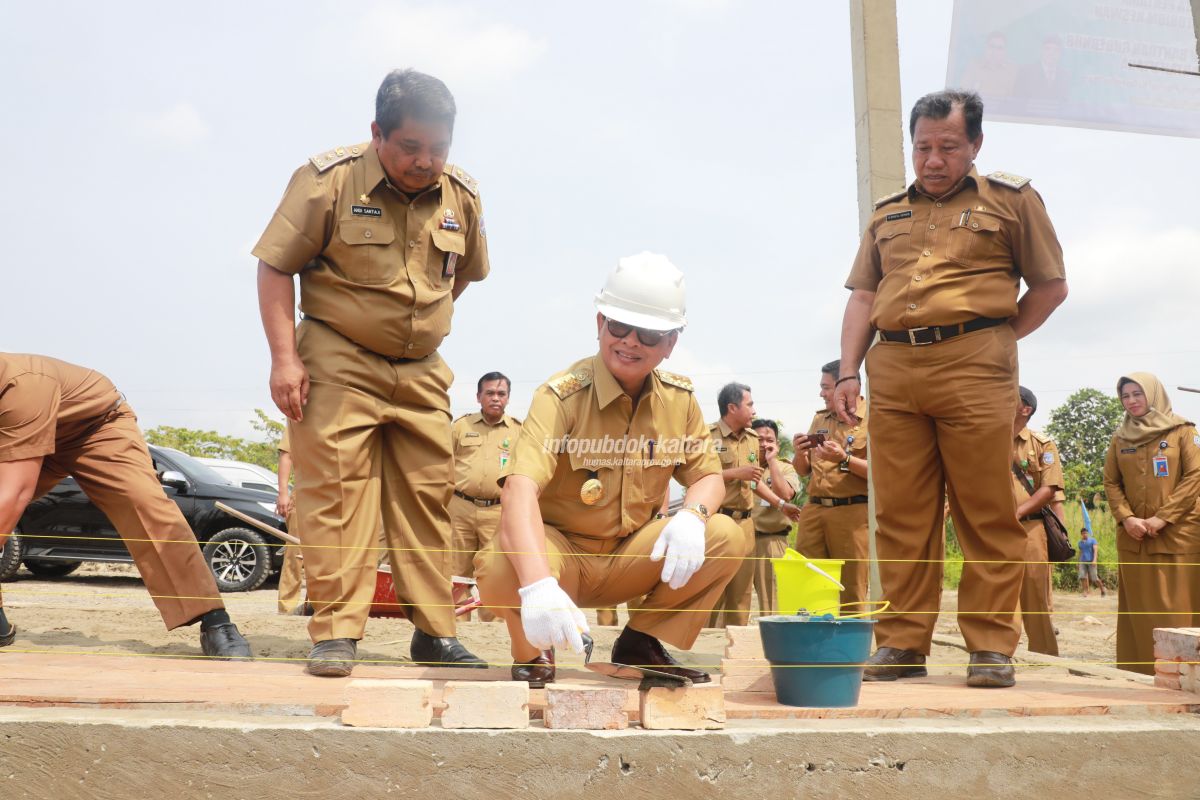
top-left (771, 548), bottom-right (845, 616)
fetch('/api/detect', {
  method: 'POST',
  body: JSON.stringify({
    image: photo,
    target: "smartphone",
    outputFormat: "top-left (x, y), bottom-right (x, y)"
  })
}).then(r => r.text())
top-left (807, 433), bottom-right (827, 447)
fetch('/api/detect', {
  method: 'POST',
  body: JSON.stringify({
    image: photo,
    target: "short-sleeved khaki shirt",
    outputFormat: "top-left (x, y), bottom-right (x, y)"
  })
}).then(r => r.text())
top-left (805, 407), bottom-right (869, 499)
top-left (710, 419), bottom-right (760, 511)
top-left (453, 412), bottom-right (521, 500)
top-left (501, 356), bottom-right (718, 540)
top-left (252, 144), bottom-right (489, 360)
top-left (1011, 427), bottom-right (1064, 504)
top-left (845, 167), bottom-right (1065, 331)
top-left (752, 460), bottom-right (800, 533)
top-left (0, 354), bottom-right (120, 462)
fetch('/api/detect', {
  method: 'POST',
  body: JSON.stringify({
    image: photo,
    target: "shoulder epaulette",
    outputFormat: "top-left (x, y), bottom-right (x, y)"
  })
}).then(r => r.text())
top-left (452, 413), bottom-right (472, 423)
top-left (548, 369), bottom-right (592, 399)
top-left (1030, 428), bottom-right (1053, 445)
top-left (873, 189), bottom-right (908, 208)
top-left (986, 171), bottom-right (1031, 191)
top-left (746, 427), bottom-right (760, 438)
top-left (309, 144), bottom-right (364, 173)
top-left (655, 369), bottom-right (695, 392)
top-left (509, 416), bottom-right (523, 426)
top-left (444, 164), bottom-right (479, 197)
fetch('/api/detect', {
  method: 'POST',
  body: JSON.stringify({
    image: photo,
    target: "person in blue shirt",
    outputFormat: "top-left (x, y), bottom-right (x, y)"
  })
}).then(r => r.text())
top-left (1077, 528), bottom-right (1105, 597)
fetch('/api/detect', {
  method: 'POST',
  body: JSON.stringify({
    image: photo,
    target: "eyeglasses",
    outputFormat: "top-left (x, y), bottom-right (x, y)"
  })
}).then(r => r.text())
top-left (603, 317), bottom-right (676, 347)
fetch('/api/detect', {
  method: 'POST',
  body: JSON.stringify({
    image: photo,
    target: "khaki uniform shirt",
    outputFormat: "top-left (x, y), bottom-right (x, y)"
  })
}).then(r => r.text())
top-left (278, 427), bottom-right (291, 455)
top-left (453, 413), bottom-right (521, 500)
top-left (710, 419), bottom-right (760, 511)
top-left (805, 408), bottom-right (869, 499)
top-left (845, 167), bottom-right (1066, 331)
top-left (1011, 427), bottom-right (1064, 507)
top-left (252, 144), bottom-right (489, 360)
top-left (752, 460), bottom-right (800, 533)
top-left (502, 356), bottom-right (718, 540)
top-left (1104, 425), bottom-right (1200, 554)
top-left (0, 354), bottom-right (120, 462)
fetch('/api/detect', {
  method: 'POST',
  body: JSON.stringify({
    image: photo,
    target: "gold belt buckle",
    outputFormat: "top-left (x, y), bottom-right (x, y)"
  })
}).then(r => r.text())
top-left (906, 326), bottom-right (933, 346)
top-left (820, 498), bottom-right (835, 508)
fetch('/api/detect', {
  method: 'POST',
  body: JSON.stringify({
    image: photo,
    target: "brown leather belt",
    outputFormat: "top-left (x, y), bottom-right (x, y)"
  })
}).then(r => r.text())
top-left (878, 316), bottom-right (1006, 346)
top-left (454, 490), bottom-right (500, 508)
top-left (809, 495), bottom-right (868, 508)
top-left (718, 507), bottom-right (753, 520)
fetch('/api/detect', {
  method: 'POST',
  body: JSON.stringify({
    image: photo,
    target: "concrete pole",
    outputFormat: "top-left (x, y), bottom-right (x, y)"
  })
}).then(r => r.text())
top-left (848, 0), bottom-right (905, 601)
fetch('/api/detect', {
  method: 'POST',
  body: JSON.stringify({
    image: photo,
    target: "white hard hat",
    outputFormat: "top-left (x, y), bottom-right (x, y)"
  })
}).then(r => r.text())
top-left (594, 251), bottom-right (687, 331)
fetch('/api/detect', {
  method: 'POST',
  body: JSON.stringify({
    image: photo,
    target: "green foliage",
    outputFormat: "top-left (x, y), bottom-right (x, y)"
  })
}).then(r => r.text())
top-left (144, 409), bottom-right (284, 470)
top-left (943, 516), bottom-right (964, 589)
top-left (1052, 501), bottom-right (1118, 591)
top-left (1045, 388), bottom-right (1124, 506)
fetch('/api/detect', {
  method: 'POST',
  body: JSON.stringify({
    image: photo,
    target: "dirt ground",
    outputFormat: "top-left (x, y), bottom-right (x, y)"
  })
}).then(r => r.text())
top-left (0, 562), bottom-right (1121, 676)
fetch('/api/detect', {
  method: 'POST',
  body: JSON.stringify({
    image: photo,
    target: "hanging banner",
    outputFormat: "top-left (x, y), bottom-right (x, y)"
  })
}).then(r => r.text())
top-left (946, 0), bottom-right (1200, 138)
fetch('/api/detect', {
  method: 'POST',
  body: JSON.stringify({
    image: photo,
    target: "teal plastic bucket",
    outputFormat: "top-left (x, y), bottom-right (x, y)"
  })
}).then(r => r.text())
top-left (758, 614), bottom-right (876, 707)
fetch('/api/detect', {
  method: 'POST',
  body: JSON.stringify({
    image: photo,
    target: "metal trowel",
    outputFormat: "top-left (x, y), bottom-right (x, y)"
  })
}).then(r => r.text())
top-left (580, 633), bottom-right (692, 687)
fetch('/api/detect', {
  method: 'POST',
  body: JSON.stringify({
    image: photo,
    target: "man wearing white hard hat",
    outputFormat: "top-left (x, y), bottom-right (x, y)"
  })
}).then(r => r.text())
top-left (474, 253), bottom-right (746, 686)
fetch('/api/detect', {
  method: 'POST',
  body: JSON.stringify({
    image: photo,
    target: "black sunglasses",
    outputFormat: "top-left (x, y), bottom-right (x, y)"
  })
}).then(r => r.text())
top-left (603, 316), bottom-right (676, 347)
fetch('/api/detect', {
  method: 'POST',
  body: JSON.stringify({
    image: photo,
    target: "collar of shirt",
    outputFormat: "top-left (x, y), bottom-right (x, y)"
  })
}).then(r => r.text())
top-left (912, 165), bottom-right (981, 203)
top-left (1013, 426), bottom-right (1032, 447)
top-left (362, 145), bottom-right (444, 202)
top-left (589, 356), bottom-right (677, 437)
top-left (469, 412), bottom-right (514, 428)
top-left (716, 417), bottom-right (751, 440)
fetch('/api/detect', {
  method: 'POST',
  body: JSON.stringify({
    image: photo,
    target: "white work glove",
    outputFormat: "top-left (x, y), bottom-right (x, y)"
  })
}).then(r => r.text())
top-left (517, 577), bottom-right (589, 654)
top-left (649, 511), bottom-right (707, 590)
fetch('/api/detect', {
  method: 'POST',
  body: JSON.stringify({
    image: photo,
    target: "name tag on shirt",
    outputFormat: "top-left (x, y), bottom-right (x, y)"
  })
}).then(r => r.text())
top-left (885, 210), bottom-right (912, 221)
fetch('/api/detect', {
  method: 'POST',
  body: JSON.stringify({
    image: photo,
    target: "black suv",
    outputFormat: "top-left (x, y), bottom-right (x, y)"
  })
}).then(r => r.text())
top-left (1, 446), bottom-right (287, 592)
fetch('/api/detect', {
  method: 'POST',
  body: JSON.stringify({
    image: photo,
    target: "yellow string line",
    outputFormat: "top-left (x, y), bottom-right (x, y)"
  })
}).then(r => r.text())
top-left (0, 589), bottom-right (1186, 616)
top-left (0, 647), bottom-right (1192, 670)
top-left (4, 533), bottom-right (1189, 568)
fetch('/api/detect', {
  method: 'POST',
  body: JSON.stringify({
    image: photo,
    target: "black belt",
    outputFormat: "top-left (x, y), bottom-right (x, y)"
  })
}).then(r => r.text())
top-left (454, 490), bottom-right (500, 508)
top-left (809, 496), bottom-right (868, 508)
top-left (302, 314), bottom-right (420, 363)
top-left (1019, 514), bottom-right (1042, 523)
top-left (756, 527), bottom-right (792, 537)
top-left (878, 316), bottom-right (1006, 346)
top-left (719, 507), bottom-right (753, 520)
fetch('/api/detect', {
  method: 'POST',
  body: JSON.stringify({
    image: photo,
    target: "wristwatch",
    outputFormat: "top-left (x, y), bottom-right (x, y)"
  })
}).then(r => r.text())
top-left (682, 503), bottom-right (710, 521)
top-left (837, 456), bottom-right (851, 473)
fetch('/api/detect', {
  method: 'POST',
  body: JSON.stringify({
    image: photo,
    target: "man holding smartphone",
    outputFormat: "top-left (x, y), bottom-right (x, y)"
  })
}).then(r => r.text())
top-left (792, 360), bottom-right (870, 608)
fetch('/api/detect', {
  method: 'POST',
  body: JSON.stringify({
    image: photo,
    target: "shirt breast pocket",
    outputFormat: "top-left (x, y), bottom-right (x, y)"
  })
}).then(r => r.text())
top-left (947, 213), bottom-right (1003, 266)
top-left (430, 228), bottom-right (466, 290)
top-left (333, 219), bottom-right (397, 285)
top-left (874, 219), bottom-right (913, 273)
top-left (567, 450), bottom-right (618, 509)
top-left (457, 433), bottom-right (482, 454)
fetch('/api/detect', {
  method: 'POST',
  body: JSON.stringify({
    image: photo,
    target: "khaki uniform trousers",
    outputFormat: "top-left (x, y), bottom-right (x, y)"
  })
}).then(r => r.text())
top-left (752, 529), bottom-right (790, 616)
top-left (449, 492), bottom-right (500, 621)
top-left (708, 517), bottom-right (756, 628)
top-left (795, 503), bottom-right (870, 609)
top-left (1116, 550), bottom-right (1200, 675)
top-left (866, 326), bottom-right (1025, 656)
top-left (276, 504), bottom-right (304, 614)
top-left (291, 319), bottom-right (456, 642)
top-left (475, 514), bottom-right (745, 662)
top-left (596, 607), bottom-right (620, 626)
top-left (1017, 518), bottom-right (1058, 656)
top-left (0, 405), bottom-right (221, 628)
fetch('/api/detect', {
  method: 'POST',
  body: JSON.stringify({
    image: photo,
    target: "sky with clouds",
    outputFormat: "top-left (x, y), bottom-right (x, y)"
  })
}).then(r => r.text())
top-left (3, 0), bottom-right (1198, 443)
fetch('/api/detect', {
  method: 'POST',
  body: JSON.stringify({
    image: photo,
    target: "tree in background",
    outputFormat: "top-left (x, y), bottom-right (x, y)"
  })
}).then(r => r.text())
top-left (145, 409), bottom-right (284, 470)
top-left (1045, 388), bottom-right (1124, 506)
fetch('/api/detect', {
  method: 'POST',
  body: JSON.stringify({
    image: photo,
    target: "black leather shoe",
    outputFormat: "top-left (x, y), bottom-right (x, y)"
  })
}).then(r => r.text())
top-left (512, 653), bottom-right (555, 687)
top-left (307, 638), bottom-right (357, 677)
top-left (610, 626), bottom-right (711, 684)
top-left (966, 650), bottom-right (1015, 688)
top-left (200, 622), bottom-right (252, 660)
top-left (410, 629), bottom-right (488, 668)
top-left (0, 623), bottom-right (15, 648)
top-left (862, 647), bottom-right (928, 682)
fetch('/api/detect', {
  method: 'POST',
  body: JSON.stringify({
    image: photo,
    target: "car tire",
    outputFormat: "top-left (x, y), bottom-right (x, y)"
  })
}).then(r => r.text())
top-left (203, 527), bottom-right (270, 593)
top-left (0, 535), bottom-right (22, 581)
top-left (23, 559), bottom-right (84, 578)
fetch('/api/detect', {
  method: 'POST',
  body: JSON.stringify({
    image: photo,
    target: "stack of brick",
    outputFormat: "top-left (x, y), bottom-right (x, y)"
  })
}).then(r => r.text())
top-left (1153, 627), bottom-right (1200, 694)
top-left (720, 625), bottom-right (772, 694)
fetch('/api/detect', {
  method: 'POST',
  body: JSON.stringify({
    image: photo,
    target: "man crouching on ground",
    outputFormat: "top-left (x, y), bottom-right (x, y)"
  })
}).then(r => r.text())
top-left (474, 253), bottom-right (745, 686)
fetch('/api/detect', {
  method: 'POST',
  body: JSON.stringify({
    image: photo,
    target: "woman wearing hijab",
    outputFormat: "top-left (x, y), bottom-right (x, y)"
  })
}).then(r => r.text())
top-left (1103, 373), bottom-right (1200, 674)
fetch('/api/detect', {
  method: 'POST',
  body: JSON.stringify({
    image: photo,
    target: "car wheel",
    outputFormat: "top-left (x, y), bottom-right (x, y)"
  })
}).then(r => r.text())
top-left (0, 535), bottom-right (22, 581)
top-left (203, 527), bottom-right (270, 592)
top-left (23, 559), bottom-right (83, 578)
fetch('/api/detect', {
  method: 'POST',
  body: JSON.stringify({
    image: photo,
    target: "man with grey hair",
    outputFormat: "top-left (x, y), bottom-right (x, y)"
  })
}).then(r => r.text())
top-left (833, 89), bottom-right (1068, 687)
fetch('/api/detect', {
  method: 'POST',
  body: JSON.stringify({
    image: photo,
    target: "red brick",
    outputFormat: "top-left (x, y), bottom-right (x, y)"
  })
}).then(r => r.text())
top-left (639, 684), bottom-right (725, 730)
top-left (440, 681), bottom-right (529, 729)
top-left (543, 684), bottom-right (629, 730)
top-left (340, 679), bottom-right (433, 728)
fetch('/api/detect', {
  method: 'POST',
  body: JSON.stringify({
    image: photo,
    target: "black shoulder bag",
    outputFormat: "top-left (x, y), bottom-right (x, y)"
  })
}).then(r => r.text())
top-left (1011, 463), bottom-right (1076, 563)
